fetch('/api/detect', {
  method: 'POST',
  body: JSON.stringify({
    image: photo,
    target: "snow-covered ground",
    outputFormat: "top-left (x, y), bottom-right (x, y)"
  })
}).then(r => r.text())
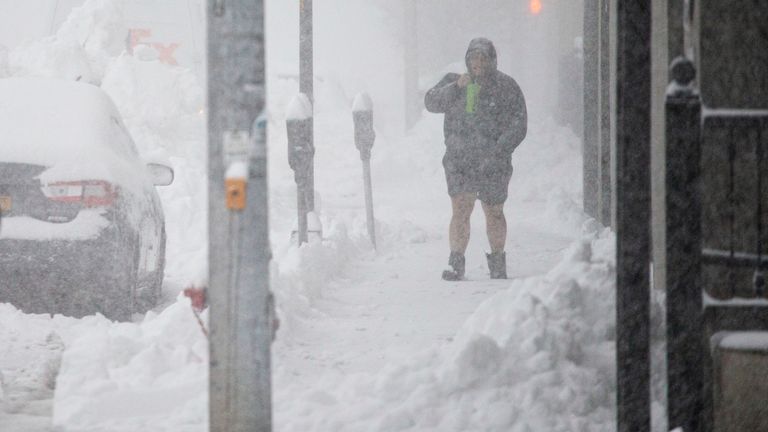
top-left (0, 1), bottom-right (667, 431)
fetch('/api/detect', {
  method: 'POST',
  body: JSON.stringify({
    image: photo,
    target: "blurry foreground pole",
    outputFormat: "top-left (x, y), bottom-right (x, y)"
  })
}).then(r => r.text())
top-left (300, 0), bottom-right (315, 211)
top-left (583, 0), bottom-right (600, 219)
top-left (208, 1), bottom-right (272, 431)
top-left (287, 94), bottom-right (314, 245)
top-left (598, 0), bottom-right (612, 227)
top-left (352, 93), bottom-right (376, 249)
top-left (615, 1), bottom-right (651, 431)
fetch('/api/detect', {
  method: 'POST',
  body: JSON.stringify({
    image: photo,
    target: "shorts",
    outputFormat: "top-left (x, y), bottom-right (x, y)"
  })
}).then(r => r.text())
top-left (443, 153), bottom-right (513, 205)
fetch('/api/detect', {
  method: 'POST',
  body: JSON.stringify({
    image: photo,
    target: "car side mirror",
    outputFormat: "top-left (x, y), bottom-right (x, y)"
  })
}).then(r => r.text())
top-left (147, 163), bottom-right (174, 186)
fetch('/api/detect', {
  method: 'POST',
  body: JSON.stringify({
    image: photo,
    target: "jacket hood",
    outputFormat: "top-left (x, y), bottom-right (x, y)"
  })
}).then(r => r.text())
top-left (465, 38), bottom-right (498, 76)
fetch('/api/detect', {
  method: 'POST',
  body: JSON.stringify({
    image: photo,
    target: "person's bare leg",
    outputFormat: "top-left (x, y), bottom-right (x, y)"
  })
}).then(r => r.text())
top-left (450, 193), bottom-right (476, 253)
top-left (481, 202), bottom-right (506, 253)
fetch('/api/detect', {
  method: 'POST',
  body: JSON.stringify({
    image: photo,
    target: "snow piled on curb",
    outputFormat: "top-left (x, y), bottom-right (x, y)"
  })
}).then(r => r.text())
top-left (273, 218), bottom-right (370, 337)
top-left (509, 119), bottom-right (582, 204)
top-left (274, 231), bottom-right (618, 432)
top-left (51, 297), bottom-right (208, 432)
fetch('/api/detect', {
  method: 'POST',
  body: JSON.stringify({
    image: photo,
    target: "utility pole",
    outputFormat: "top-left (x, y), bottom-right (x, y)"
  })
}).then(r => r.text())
top-left (583, 0), bottom-right (600, 219)
top-left (208, 1), bottom-right (272, 431)
top-left (404, 0), bottom-right (420, 130)
top-left (599, 0), bottom-right (612, 227)
top-left (300, 0), bottom-right (315, 212)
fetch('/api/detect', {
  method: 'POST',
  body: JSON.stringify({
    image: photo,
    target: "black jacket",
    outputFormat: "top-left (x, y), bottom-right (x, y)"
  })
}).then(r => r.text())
top-left (424, 39), bottom-right (527, 168)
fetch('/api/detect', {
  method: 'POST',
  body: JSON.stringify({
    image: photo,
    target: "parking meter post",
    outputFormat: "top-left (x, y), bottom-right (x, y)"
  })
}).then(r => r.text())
top-left (307, 159), bottom-right (315, 212)
top-left (362, 160), bottom-right (375, 248)
top-left (207, 1), bottom-right (271, 431)
top-left (296, 188), bottom-right (308, 244)
top-left (287, 100), bottom-right (314, 245)
top-left (353, 93), bottom-right (376, 249)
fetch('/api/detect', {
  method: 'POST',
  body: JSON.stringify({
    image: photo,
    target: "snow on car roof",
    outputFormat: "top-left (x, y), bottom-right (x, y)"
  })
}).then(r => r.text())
top-left (0, 77), bottom-right (144, 188)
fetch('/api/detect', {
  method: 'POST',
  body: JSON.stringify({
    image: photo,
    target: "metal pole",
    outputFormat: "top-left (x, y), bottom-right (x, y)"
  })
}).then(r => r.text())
top-left (615, 1), bottom-right (652, 431)
top-left (599, 0), bottom-right (612, 227)
top-left (208, 1), bottom-right (272, 431)
top-left (296, 188), bottom-right (308, 244)
top-left (667, 0), bottom-right (684, 62)
top-left (583, 0), bottom-right (600, 219)
top-left (300, 0), bottom-right (315, 212)
top-left (362, 160), bottom-right (376, 248)
top-left (665, 57), bottom-right (703, 432)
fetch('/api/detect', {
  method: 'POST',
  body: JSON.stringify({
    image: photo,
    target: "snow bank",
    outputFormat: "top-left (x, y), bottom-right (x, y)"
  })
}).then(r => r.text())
top-left (7, 0), bottom-right (126, 84)
top-left (274, 231), bottom-right (618, 431)
top-left (8, 39), bottom-right (96, 83)
top-left (51, 297), bottom-right (208, 432)
top-left (0, 303), bottom-right (105, 427)
top-left (543, 187), bottom-right (600, 237)
top-left (273, 217), bottom-right (372, 337)
top-left (55, 0), bottom-right (128, 79)
top-left (509, 117), bottom-right (583, 204)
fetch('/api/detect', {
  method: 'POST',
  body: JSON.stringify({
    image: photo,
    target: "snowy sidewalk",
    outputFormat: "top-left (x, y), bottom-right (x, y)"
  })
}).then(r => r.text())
top-left (273, 202), bottom-right (573, 383)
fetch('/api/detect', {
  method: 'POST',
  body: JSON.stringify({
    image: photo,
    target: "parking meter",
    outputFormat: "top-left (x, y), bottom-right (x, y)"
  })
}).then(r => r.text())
top-left (287, 117), bottom-right (314, 185)
top-left (353, 93), bottom-right (375, 161)
top-left (352, 92), bottom-right (376, 248)
top-left (287, 93), bottom-right (315, 244)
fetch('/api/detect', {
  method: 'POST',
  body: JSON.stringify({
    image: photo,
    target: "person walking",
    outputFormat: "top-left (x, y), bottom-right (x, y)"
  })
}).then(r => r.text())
top-left (424, 37), bottom-right (527, 280)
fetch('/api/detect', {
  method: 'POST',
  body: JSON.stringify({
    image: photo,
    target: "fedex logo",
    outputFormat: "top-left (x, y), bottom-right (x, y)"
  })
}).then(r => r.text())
top-left (128, 28), bottom-right (180, 65)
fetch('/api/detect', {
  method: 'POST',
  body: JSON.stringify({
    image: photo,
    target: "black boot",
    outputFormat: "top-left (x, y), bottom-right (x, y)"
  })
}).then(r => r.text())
top-left (442, 251), bottom-right (465, 281)
top-left (486, 251), bottom-right (507, 279)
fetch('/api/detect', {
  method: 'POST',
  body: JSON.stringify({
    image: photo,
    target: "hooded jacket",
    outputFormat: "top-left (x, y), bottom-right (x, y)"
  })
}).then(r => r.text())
top-left (424, 38), bottom-right (527, 169)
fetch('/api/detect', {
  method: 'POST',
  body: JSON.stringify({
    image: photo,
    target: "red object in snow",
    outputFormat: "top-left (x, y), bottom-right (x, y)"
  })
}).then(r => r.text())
top-left (183, 287), bottom-right (207, 311)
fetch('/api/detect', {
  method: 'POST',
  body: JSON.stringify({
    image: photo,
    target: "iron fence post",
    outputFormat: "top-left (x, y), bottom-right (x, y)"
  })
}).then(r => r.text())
top-left (665, 56), bottom-right (704, 432)
top-left (615, 1), bottom-right (652, 431)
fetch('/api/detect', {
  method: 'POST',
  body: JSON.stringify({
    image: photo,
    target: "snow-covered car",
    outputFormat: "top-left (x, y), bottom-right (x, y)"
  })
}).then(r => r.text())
top-left (0, 77), bottom-right (173, 320)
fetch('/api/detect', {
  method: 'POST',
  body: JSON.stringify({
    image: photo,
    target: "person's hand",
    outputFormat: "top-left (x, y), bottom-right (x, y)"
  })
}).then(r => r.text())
top-left (457, 74), bottom-right (471, 88)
